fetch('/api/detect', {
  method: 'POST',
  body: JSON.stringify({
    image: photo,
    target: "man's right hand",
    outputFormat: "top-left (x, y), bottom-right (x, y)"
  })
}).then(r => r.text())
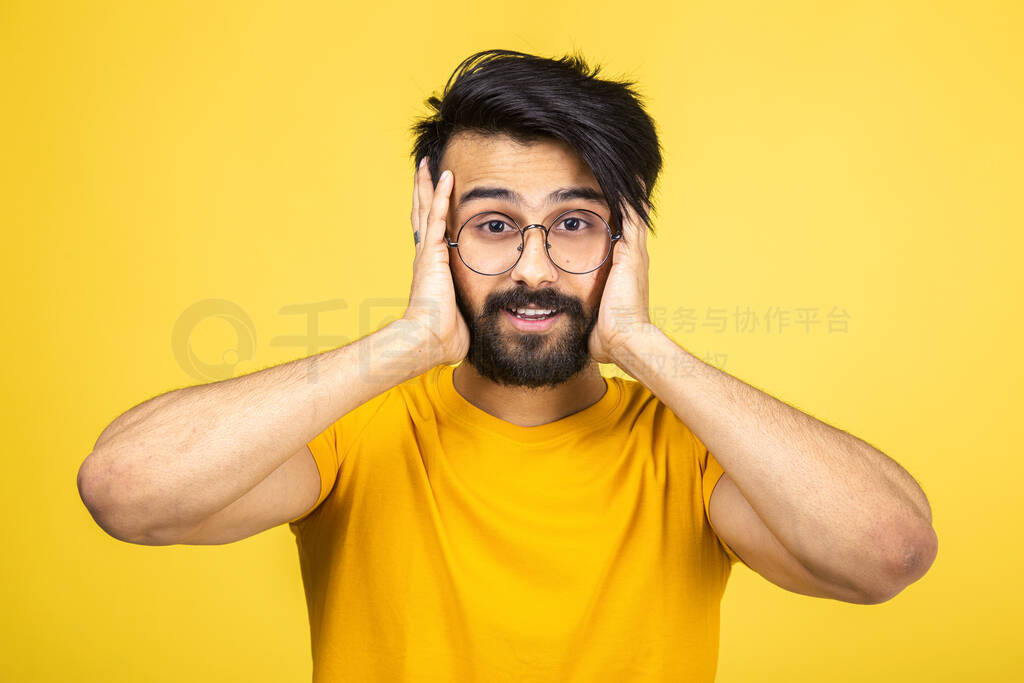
top-left (402, 157), bottom-right (470, 366)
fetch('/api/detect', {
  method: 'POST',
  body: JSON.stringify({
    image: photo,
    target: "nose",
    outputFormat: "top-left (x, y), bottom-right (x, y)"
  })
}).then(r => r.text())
top-left (510, 224), bottom-right (558, 287)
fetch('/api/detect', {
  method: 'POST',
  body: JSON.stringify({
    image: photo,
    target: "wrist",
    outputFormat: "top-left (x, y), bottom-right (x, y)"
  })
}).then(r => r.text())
top-left (372, 318), bottom-right (443, 379)
top-left (608, 322), bottom-right (665, 374)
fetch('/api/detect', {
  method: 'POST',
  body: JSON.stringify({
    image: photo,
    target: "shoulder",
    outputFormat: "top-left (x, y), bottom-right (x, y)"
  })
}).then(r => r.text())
top-left (328, 366), bottom-right (442, 448)
top-left (608, 372), bottom-right (659, 416)
top-left (605, 373), bottom-right (704, 453)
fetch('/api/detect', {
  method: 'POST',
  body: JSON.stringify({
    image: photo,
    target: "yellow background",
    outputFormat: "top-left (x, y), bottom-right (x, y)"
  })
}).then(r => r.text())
top-left (2, 1), bottom-right (1021, 680)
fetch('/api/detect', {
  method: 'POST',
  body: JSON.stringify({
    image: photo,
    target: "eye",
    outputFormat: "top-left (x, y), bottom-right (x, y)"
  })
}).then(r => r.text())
top-left (466, 213), bottom-right (519, 237)
top-left (555, 216), bottom-right (590, 232)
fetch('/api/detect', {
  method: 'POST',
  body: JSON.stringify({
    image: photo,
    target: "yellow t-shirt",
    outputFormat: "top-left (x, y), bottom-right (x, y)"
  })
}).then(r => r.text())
top-left (289, 363), bottom-right (742, 682)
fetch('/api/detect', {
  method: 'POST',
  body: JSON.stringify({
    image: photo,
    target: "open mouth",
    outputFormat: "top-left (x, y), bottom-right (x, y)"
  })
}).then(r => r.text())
top-left (505, 306), bottom-right (559, 321)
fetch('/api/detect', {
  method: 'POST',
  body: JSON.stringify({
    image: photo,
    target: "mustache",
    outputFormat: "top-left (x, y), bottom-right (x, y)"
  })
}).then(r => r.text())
top-left (483, 288), bottom-right (585, 317)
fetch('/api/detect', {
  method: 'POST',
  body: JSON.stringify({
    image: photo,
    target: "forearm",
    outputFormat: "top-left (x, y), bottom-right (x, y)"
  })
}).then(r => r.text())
top-left (80, 319), bottom-right (438, 539)
top-left (613, 325), bottom-right (936, 592)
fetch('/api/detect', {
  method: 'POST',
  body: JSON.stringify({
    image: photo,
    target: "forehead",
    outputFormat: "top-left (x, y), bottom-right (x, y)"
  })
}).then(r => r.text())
top-left (439, 132), bottom-right (604, 212)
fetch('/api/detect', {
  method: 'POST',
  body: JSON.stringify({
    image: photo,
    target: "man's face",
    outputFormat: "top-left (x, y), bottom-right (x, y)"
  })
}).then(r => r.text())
top-left (438, 131), bottom-right (614, 389)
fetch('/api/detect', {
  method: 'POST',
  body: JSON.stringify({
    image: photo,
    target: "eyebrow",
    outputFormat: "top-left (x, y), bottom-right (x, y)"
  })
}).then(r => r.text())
top-left (456, 185), bottom-right (607, 209)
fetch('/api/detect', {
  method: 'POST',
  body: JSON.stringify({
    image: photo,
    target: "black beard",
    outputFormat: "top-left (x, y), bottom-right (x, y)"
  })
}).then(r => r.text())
top-left (453, 281), bottom-right (599, 389)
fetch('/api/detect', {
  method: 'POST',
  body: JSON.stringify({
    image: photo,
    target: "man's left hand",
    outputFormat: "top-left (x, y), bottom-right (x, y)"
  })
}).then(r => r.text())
top-left (588, 199), bottom-right (654, 365)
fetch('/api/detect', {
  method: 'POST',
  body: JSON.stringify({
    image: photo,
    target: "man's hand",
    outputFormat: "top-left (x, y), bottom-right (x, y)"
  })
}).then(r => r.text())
top-left (402, 158), bottom-right (470, 366)
top-left (588, 199), bottom-right (654, 365)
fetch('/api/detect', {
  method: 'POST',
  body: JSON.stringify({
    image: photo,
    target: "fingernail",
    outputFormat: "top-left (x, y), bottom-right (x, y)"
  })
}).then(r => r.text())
top-left (419, 157), bottom-right (426, 169)
top-left (441, 169), bottom-right (452, 182)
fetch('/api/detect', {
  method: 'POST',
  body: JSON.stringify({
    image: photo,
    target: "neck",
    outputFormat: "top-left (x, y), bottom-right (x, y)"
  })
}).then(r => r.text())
top-left (452, 360), bottom-right (608, 428)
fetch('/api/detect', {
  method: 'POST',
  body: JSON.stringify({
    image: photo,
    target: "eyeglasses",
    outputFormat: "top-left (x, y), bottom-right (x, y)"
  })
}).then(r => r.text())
top-left (445, 208), bottom-right (622, 276)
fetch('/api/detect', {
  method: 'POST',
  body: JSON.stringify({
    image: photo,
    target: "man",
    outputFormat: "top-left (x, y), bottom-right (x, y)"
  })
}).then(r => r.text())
top-left (78, 49), bottom-right (938, 681)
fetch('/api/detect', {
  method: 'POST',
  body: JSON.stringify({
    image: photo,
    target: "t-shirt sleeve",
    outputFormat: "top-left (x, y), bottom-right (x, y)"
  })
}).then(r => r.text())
top-left (287, 420), bottom-right (341, 525)
top-left (698, 441), bottom-right (744, 566)
top-left (287, 390), bottom-right (394, 527)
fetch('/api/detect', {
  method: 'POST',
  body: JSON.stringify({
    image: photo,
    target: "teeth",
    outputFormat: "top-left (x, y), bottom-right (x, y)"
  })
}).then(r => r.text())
top-left (513, 307), bottom-right (555, 316)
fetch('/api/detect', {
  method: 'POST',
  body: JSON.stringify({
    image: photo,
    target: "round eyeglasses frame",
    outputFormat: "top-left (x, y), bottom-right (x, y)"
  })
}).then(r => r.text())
top-left (444, 208), bottom-right (622, 276)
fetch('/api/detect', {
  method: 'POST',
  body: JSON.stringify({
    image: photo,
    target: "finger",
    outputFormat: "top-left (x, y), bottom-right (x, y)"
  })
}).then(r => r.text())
top-left (610, 202), bottom-right (629, 265)
top-left (619, 201), bottom-right (637, 244)
top-left (412, 159), bottom-right (423, 251)
top-left (425, 168), bottom-right (454, 246)
top-left (628, 200), bottom-right (649, 243)
top-left (617, 201), bottom-right (648, 264)
top-left (417, 156), bottom-right (432, 240)
top-left (633, 200), bottom-right (649, 250)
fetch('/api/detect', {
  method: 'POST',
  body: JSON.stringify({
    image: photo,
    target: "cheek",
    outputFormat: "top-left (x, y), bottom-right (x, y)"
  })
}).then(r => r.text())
top-left (450, 265), bottom-right (488, 312)
top-left (452, 268), bottom-right (470, 299)
top-left (576, 277), bottom-right (605, 314)
top-left (588, 267), bottom-right (613, 306)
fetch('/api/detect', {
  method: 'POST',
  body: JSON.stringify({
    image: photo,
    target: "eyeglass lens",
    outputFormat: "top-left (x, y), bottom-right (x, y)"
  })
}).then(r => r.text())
top-left (456, 209), bottom-right (612, 275)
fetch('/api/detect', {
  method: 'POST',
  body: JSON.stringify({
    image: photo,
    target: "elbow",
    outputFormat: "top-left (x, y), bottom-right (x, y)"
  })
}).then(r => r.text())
top-left (860, 522), bottom-right (939, 604)
top-left (77, 453), bottom-right (111, 527)
top-left (77, 452), bottom-right (170, 545)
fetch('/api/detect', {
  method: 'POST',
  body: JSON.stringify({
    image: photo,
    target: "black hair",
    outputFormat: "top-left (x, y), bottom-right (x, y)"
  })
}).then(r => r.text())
top-left (409, 49), bottom-right (662, 235)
